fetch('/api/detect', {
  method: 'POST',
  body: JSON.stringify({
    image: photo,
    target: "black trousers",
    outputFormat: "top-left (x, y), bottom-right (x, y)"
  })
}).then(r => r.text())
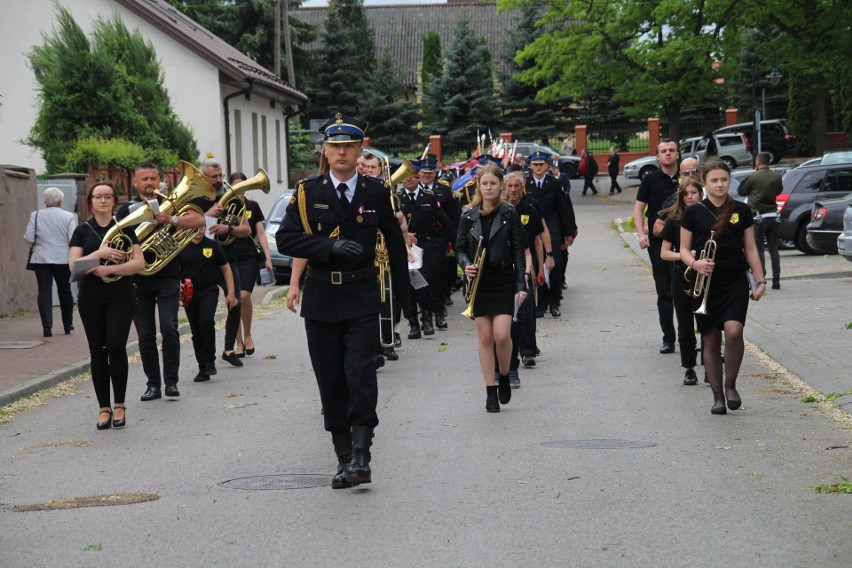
top-left (222, 260), bottom-right (241, 351)
top-left (134, 277), bottom-right (180, 387)
top-left (516, 285), bottom-right (536, 358)
top-left (670, 264), bottom-right (697, 369)
top-left (754, 217), bottom-right (781, 283)
top-left (33, 264), bottom-right (74, 332)
top-left (648, 238), bottom-right (675, 343)
top-left (185, 286), bottom-right (219, 371)
top-left (305, 314), bottom-right (379, 432)
top-left (609, 172), bottom-right (622, 193)
top-left (78, 292), bottom-right (135, 407)
top-left (582, 176), bottom-right (598, 195)
top-left (538, 242), bottom-right (564, 309)
top-left (414, 237), bottom-right (448, 313)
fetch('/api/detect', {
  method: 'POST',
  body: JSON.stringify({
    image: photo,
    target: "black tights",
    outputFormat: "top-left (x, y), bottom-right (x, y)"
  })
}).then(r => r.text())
top-left (78, 294), bottom-right (135, 408)
top-left (702, 322), bottom-right (744, 406)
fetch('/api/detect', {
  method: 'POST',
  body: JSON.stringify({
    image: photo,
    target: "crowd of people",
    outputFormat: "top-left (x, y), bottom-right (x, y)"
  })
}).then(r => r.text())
top-left (23, 160), bottom-right (274, 431)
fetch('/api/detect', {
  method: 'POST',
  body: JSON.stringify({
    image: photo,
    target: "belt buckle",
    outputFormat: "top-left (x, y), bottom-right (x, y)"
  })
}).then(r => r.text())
top-left (330, 271), bottom-right (343, 285)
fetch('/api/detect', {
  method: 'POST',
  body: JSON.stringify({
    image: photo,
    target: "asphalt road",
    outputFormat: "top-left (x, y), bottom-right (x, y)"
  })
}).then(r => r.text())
top-left (1, 188), bottom-right (850, 567)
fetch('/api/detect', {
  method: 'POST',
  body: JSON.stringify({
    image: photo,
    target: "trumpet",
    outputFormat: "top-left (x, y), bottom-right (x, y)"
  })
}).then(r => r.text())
top-left (376, 231), bottom-right (395, 347)
top-left (692, 231), bottom-right (717, 315)
top-left (461, 236), bottom-right (486, 319)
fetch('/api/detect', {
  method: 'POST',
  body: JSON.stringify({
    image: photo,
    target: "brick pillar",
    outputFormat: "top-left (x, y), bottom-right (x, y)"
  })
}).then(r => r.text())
top-left (362, 136), bottom-right (371, 148)
top-left (575, 125), bottom-right (588, 154)
top-left (648, 118), bottom-right (660, 154)
top-left (725, 109), bottom-right (739, 126)
top-left (500, 132), bottom-right (513, 143)
top-left (429, 134), bottom-right (442, 161)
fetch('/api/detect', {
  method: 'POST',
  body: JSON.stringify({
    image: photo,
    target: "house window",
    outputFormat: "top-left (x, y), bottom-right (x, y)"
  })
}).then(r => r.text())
top-left (262, 115), bottom-right (268, 171)
top-left (252, 112), bottom-right (259, 171)
top-left (234, 109), bottom-right (243, 172)
top-left (275, 119), bottom-right (283, 182)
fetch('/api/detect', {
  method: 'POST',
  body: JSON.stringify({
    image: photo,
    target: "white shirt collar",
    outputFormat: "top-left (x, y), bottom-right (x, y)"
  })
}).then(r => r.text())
top-left (329, 172), bottom-right (357, 201)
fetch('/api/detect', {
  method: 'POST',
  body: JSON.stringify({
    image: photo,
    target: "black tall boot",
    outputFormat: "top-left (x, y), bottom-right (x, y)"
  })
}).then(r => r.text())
top-left (435, 307), bottom-right (448, 329)
top-left (331, 431), bottom-right (354, 489)
top-left (421, 310), bottom-right (435, 336)
top-left (407, 314), bottom-right (421, 340)
top-left (346, 426), bottom-right (373, 485)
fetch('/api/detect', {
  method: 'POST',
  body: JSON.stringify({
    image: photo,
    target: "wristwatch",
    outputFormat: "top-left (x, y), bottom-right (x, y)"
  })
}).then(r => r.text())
top-left (545, 251), bottom-right (554, 257)
top-left (171, 215), bottom-right (179, 226)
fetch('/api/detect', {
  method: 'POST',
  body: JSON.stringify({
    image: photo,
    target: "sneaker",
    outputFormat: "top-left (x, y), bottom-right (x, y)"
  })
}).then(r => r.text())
top-left (521, 355), bottom-right (536, 367)
top-left (683, 369), bottom-right (698, 386)
top-left (509, 370), bottom-right (521, 389)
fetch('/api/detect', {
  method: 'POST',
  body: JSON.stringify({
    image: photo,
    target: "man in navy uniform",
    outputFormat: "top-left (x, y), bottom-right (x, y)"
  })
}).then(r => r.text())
top-left (276, 113), bottom-right (410, 489)
top-left (525, 151), bottom-right (576, 318)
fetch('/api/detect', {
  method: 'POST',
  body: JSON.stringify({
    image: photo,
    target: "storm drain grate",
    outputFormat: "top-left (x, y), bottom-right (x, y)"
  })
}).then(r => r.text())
top-left (220, 474), bottom-right (333, 490)
top-left (14, 493), bottom-right (159, 511)
top-left (541, 439), bottom-right (657, 450)
top-left (0, 341), bottom-right (44, 349)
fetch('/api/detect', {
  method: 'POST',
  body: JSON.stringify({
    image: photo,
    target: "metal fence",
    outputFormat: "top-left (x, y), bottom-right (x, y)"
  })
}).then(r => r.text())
top-left (584, 121), bottom-right (651, 154)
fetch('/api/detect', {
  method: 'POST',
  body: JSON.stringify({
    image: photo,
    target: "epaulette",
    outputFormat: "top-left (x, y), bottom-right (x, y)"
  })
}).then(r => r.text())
top-left (421, 189), bottom-right (435, 196)
top-left (299, 173), bottom-right (323, 184)
top-left (436, 179), bottom-right (452, 188)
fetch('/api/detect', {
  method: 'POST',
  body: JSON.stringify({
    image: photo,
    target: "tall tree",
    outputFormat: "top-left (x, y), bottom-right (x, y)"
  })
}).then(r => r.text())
top-left (27, 6), bottom-right (197, 173)
top-left (423, 17), bottom-right (494, 148)
top-left (498, 0), bottom-right (739, 143)
top-left (421, 31), bottom-right (442, 86)
top-left (360, 48), bottom-right (422, 150)
top-left (302, 0), bottom-right (376, 121)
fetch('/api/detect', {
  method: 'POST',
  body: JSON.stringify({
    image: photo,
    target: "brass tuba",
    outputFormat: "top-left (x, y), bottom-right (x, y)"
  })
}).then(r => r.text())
top-left (692, 231), bottom-right (717, 315)
top-left (214, 168), bottom-right (271, 246)
top-left (99, 219), bottom-right (136, 283)
top-left (100, 161), bottom-right (216, 281)
top-left (461, 236), bottom-right (486, 319)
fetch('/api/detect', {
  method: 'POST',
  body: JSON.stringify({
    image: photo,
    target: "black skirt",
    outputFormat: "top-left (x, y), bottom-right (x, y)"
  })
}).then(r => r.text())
top-left (236, 257), bottom-right (260, 293)
top-left (693, 273), bottom-right (749, 333)
top-left (472, 268), bottom-right (515, 317)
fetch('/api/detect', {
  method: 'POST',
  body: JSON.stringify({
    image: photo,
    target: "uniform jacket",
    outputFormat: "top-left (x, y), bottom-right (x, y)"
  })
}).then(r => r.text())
top-left (24, 206), bottom-right (78, 264)
top-left (525, 174), bottom-right (576, 242)
top-left (399, 188), bottom-right (457, 243)
top-left (424, 179), bottom-right (461, 227)
top-left (276, 173), bottom-right (409, 322)
top-left (456, 202), bottom-right (526, 293)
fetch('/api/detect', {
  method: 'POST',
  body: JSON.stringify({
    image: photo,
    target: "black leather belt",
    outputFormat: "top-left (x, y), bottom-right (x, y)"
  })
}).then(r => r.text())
top-left (306, 266), bottom-right (378, 285)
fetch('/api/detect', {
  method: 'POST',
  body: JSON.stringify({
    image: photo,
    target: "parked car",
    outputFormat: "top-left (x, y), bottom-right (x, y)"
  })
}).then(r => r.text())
top-left (732, 168), bottom-right (797, 250)
top-left (806, 195), bottom-right (852, 254)
top-left (836, 201), bottom-right (852, 263)
top-left (512, 141), bottom-right (582, 177)
top-left (777, 162), bottom-right (852, 254)
top-left (264, 189), bottom-right (295, 283)
top-left (622, 133), bottom-right (750, 181)
top-left (712, 119), bottom-right (797, 164)
top-left (820, 150), bottom-right (852, 165)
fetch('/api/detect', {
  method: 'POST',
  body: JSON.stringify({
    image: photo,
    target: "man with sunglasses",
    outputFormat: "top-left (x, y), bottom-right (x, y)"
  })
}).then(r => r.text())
top-left (634, 139), bottom-right (680, 355)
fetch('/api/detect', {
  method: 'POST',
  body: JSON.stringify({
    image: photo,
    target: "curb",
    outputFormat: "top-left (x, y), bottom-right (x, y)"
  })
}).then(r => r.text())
top-left (0, 286), bottom-right (288, 408)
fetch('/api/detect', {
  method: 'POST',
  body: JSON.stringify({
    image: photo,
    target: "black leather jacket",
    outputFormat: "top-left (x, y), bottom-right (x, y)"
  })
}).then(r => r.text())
top-left (456, 202), bottom-right (526, 292)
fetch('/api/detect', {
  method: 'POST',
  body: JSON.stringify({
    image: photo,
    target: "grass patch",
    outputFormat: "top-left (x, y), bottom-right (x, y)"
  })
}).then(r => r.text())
top-left (0, 373), bottom-right (89, 426)
top-left (621, 215), bottom-right (636, 231)
top-left (814, 476), bottom-right (852, 494)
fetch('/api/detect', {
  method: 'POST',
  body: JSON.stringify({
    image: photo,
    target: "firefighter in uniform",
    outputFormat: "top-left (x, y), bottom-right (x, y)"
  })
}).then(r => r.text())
top-left (276, 114), bottom-right (409, 489)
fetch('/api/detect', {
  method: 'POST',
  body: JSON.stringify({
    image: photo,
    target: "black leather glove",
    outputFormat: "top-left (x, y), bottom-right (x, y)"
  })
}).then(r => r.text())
top-left (330, 239), bottom-right (364, 260)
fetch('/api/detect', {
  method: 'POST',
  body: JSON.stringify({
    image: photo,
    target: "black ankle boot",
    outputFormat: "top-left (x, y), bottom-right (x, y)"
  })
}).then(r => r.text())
top-left (331, 431), bottom-right (353, 489)
top-left (346, 426), bottom-right (373, 485)
top-left (407, 316), bottom-right (421, 339)
top-left (497, 374), bottom-right (512, 404)
top-left (421, 311), bottom-right (435, 335)
top-left (485, 386), bottom-right (499, 413)
top-left (435, 311), bottom-right (448, 329)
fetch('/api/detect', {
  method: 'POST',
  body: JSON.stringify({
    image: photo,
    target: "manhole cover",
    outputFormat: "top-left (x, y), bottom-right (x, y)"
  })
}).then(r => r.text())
top-left (220, 474), bottom-right (333, 490)
top-left (14, 492), bottom-right (159, 511)
top-left (0, 341), bottom-right (45, 349)
top-left (541, 439), bottom-right (657, 450)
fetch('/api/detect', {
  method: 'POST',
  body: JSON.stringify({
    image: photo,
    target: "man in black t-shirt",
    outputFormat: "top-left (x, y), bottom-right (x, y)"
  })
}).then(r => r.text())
top-left (633, 140), bottom-right (680, 354)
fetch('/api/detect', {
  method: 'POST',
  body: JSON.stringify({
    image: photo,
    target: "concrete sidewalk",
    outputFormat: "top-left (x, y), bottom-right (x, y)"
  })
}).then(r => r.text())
top-left (0, 285), bottom-right (286, 407)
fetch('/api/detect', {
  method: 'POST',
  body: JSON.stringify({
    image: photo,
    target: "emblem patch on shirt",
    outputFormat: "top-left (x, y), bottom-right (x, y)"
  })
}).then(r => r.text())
top-left (247, 211), bottom-right (253, 219)
top-left (203, 248), bottom-right (213, 258)
top-left (730, 213), bottom-right (739, 224)
top-left (520, 214), bottom-right (530, 225)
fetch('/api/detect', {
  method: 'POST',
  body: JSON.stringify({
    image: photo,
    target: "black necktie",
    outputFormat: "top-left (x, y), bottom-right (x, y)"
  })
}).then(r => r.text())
top-left (337, 183), bottom-right (349, 209)
top-left (537, 180), bottom-right (542, 189)
top-left (408, 191), bottom-right (416, 201)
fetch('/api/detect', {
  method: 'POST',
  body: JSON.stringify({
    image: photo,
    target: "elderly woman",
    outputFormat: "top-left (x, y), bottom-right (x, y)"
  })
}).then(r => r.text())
top-left (24, 186), bottom-right (78, 337)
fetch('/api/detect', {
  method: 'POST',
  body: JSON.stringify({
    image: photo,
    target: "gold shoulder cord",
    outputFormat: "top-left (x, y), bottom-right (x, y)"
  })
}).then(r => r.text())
top-left (298, 181), bottom-right (341, 239)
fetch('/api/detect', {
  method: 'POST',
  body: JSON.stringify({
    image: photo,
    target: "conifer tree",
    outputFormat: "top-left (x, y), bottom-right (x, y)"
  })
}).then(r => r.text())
top-left (360, 48), bottom-right (422, 150)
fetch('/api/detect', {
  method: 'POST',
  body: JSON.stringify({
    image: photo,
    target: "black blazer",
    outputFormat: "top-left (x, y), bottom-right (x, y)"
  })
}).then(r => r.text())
top-left (526, 174), bottom-right (575, 242)
top-left (276, 173), bottom-right (409, 322)
top-left (456, 202), bottom-right (526, 293)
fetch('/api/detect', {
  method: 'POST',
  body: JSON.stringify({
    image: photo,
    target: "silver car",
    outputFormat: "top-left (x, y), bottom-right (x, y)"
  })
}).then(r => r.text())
top-left (623, 133), bottom-right (752, 181)
top-left (836, 200), bottom-right (852, 263)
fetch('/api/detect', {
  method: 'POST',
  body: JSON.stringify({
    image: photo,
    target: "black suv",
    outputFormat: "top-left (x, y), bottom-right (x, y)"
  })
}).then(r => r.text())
top-left (777, 162), bottom-right (852, 254)
top-left (713, 119), bottom-right (797, 164)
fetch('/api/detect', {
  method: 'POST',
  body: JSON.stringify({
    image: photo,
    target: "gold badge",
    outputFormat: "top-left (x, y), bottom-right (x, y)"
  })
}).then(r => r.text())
top-left (203, 248), bottom-right (212, 258)
top-left (357, 215), bottom-right (363, 223)
top-left (520, 214), bottom-right (530, 225)
top-left (289, 195), bottom-right (296, 205)
top-left (247, 211), bottom-right (252, 219)
top-left (730, 213), bottom-right (739, 224)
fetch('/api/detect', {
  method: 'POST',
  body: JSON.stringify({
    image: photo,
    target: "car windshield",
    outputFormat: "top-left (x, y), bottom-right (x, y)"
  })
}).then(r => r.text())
top-left (268, 193), bottom-right (293, 223)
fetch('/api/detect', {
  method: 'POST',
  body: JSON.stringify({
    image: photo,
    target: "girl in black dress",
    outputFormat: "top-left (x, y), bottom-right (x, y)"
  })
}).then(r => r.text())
top-left (69, 181), bottom-right (145, 430)
top-left (680, 159), bottom-right (766, 415)
top-left (456, 164), bottom-right (527, 413)
top-left (659, 179), bottom-right (703, 385)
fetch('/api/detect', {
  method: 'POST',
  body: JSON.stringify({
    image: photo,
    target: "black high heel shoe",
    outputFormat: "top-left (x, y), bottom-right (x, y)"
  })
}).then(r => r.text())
top-left (96, 409), bottom-right (113, 430)
top-left (112, 405), bottom-right (127, 429)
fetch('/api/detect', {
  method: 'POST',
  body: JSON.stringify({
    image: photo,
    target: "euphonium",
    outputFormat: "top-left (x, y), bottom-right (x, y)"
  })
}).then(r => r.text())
top-left (461, 236), bottom-right (486, 319)
top-left (101, 161), bottom-right (216, 280)
top-left (692, 230), bottom-right (717, 315)
top-left (215, 168), bottom-right (271, 245)
top-left (99, 219), bottom-right (135, 283)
